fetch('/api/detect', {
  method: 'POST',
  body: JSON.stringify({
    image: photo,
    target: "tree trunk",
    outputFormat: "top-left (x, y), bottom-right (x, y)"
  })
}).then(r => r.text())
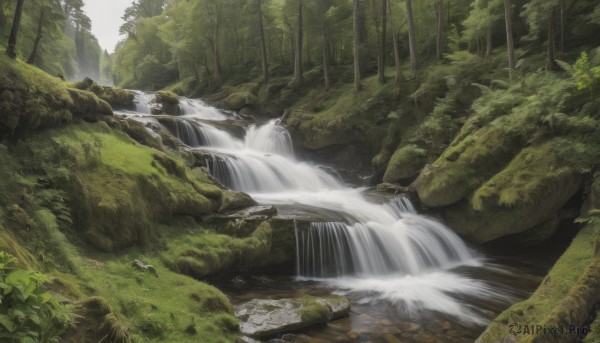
top-left (387, 0), bottom-right (403, 85)
top-left (405, 0), bottom-right (418, 73)
top-left (27, 8), bottom-right (44, 65)
top-left (560, 0), bottom-right (565, 52)
top-left (6, 0), bottom-right (26, 59)
top-left (322, 30), bottom-right (330, 91)
top-left (378, 0), bottom-right (387, 84)
top-left (293, 0), bottom-right (303, 89)
top-left (485, 25), bottom-right (493, 58)
top-left (547, 7), bottom-right (556, 71)
top-left (353, 0), bottom-right (361, 92)
top-left (503, 0), bottom-right (516, 80)
top-left (257, 0), bottom-right (269, 83)
top-left (436, 0), bottom-right (444, 60)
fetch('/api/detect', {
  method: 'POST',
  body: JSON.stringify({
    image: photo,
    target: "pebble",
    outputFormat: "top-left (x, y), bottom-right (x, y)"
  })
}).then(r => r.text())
top-left (382, 333), bottom-right (403, 343)
top-left (414, 333), bottom-right (435, 343)
top-left (281, 334), bottom-right (295, 342)
top-left (399, 322), bottom-right (420, 333)
top-left (347, 331), bottom-right (359, 340)
top-left (379, 319), bottom-right (393, 326)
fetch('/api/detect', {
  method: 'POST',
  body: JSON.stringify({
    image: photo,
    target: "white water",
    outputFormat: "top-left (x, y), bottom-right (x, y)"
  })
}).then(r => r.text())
top-left (127, 92), bottom-right (510, 324)
top-left (179, 97), bottom-right (229, 121)
top-left (133, 91), bottom-right (154, 114)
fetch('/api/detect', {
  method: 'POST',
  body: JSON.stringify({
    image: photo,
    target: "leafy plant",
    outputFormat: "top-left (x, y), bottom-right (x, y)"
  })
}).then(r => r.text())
top-left (0, 252), bottom-right (74, 343)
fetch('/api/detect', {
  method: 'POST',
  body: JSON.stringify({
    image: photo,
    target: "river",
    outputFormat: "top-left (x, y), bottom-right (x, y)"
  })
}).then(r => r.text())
top-left (117, 93), bottom-right (564, 342)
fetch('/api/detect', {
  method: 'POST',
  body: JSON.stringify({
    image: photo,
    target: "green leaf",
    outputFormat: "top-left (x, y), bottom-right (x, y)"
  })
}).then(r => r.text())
top-left (0, 314), bottom-right (16, 332)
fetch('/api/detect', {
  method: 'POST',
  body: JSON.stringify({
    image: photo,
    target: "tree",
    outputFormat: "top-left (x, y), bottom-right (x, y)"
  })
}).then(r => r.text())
top-left (388, 0), bottom-right (404, 85)
top-left (377, 0), bottom-right (388, 83)
top-left (436, 0), bottom-right (444, 59)
top-left (27, 5), bottom-right (45, 64)
top-left (293, 0), bottom-right (303, 89)
top-left (6, 0), bottom-right (26, 58)
top-left (257, 0), bottom-right (269, 83)
top-left (353, 0), bottom-right (361, 92)
top-left (405, 0), bottom-right (418, 73)
top-left (522, 0), bottom-right (560, 71)
top-left (503, 0), bottom-right (515, 79)
top-left (462, 0), bottom-right (502, 58)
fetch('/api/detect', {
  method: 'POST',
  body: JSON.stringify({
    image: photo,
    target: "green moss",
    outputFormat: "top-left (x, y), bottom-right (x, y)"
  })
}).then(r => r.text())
top-left (222, 91), bottom-right (257, 110)
top-left (298, 296), bottom-right (333, 324)
top-left (74, 78), bottom-right (135, 109)
top-left (78, 255), bottom-right (237, 343)
top-left (9, 122), bottom-right (220, 252)
top-left (291, 75), bottom-right (399, 151)
top-left (383, 144), bottom-right (428, 183)
top-left (417, 163), bottom-right (479, 207)
top-left (156, 90), bottom-right (180, 105)
top-left (472, 141), bottom-right (579, 210)
top-left (162, 221), bottom-right (273, 278)
top-left (478, 224), bottom-right (600, 342)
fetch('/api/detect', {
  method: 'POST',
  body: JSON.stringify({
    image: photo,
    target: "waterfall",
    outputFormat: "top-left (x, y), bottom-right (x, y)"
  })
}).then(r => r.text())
top-left (245, 120), bottom-right (295, 157)
top-left (124, 91), bottom-right (506, 324)
top-left (179, 98), bottom-right (228, 121)
top-left (133, 91), bottom-right (154, 114)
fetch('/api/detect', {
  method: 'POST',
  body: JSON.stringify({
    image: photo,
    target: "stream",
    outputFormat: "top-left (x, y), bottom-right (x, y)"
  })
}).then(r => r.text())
top-left (118, 93), bottom-right (565, 342)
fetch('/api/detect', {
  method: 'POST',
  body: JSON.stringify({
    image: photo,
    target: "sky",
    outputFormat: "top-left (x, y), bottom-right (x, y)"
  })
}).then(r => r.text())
top-left (83, 0), bottom-right (134, 53)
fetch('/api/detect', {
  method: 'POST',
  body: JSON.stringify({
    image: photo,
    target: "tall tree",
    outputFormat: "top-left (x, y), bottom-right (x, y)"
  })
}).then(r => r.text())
top-left (377, 0), bottom-right (387, 84)
top-left (353, 0), bottom-right (361, 92)
top-left (6, 0), bottom-right (26, 59)
top-left (27, 4), bottom-right (45, 64)
top-left (521, 0), bottom-right (560, 72)
top-left (405, 0), bottom-right (418, 73)
top-left (547, 7), bottom-right (556, 70)
top-left (436, 0), bottom-right (444, 59)
top-left (388, 0), bottom-right (403, 85)
top-left (293, 0), bottom-right (303, 89)
top-left (322, 29), bottom-right (330, 90)
top-left (503, 0), bottom-right (515, 79)
top-left (257, 0), bottom-right (269, 83)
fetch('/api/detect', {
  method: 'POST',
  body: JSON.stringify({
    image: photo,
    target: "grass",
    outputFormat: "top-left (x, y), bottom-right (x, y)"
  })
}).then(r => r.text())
top-left (77, 250), bottom-right (238, 343)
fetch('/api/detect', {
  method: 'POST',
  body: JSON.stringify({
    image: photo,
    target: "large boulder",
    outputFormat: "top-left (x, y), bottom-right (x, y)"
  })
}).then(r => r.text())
top-left (443, 142), bottom-right (582, 243)
top-left (219, 190), bottom-right (258, 211)
top-left (236, 295), bottom-right (351, 338)
top-left (222, 91), bottom-right (257, 111)
top-left (383, 144), bottom-right (428, 184)
top-left (151, 91), bottom-right (181, 115)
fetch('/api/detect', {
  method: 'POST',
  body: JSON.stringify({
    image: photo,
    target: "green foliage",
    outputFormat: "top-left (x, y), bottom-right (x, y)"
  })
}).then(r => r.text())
top-left (0, 252), bottom-right (74, 343)
top-left (573, 52), bottom-right (600, 94)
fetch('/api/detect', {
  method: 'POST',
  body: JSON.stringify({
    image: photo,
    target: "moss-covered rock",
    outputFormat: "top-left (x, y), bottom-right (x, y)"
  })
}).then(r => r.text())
top-left (221, 91), bottom-right (257, 111)
top-left (219, 190), bottom-right (258, 211)
top-left (235, 295), bottom-right (351, 338)
top-left (286, 77), bottom-right (398, 152)
top-left (383, 144), bottom-right (428, 184)
top-left (67, 88), bottom-right (113, 121)
top-left (476, 223), bottom-right (600, 343)
top-left (443, 141), bottom-right (582, 243)
top-left (14, 122), bottom-right (221, 252)
top-left (162, 221), bottom-right (273, 278)
top-left (73, 77), bottom-right (134, 110)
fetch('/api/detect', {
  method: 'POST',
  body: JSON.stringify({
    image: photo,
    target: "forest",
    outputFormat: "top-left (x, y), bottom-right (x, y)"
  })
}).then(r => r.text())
top-left (1, 0), bottom-right (600, 342)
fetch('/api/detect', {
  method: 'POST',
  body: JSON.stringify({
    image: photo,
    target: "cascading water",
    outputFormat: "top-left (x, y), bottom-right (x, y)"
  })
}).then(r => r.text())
top-left (179, 97), bottom-right (228, 121)
top-left (125, 92), bottom-right (513, 325)
top-left (133, 91), bottom-right (154, 114)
